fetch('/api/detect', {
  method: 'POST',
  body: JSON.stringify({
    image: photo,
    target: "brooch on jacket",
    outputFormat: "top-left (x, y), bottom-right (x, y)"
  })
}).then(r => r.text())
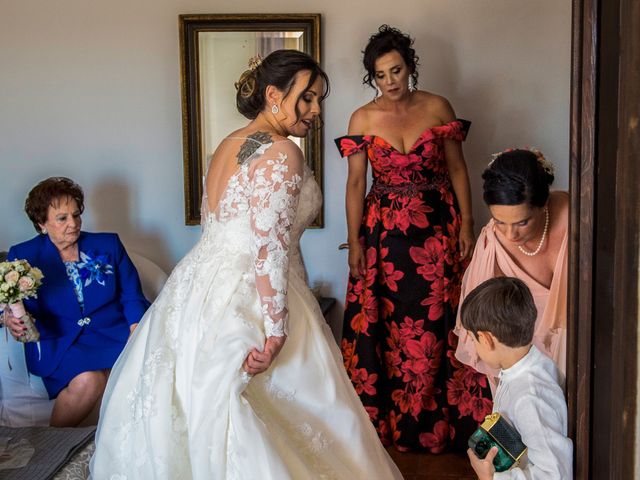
top-left (77, 251), bottom-right (114, 286)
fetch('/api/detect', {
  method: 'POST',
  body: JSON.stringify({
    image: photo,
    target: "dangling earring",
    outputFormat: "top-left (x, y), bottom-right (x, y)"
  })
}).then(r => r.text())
top-left (408, 76), bottom-right (415, 92)
top-left (271, 104), bottom-right (279, 115)
top-left (373, 86), bottom-right (382, 103)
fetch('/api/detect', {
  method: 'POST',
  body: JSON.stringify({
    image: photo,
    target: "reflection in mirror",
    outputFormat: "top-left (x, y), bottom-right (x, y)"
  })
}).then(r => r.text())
top-left (199, 32), bottom-right (306, 160)
top-left (179, 14), bottom-right (322, 226)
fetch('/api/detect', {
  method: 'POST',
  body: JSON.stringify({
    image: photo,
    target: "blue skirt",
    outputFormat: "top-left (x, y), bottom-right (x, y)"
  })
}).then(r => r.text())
top-left (41, 332), bottom-right (126, 399)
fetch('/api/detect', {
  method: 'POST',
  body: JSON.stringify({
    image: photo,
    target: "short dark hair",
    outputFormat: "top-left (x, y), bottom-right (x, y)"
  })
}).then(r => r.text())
top-left (362, 25), bottom-right (419, 90)
top-left (24, 177), bottom-right (84, 233)
top-left (235, 49), bottom-right (329, 120)
top-left (460, 277), bottom-right (537, 348)
top-left (482, 149), bottom-right (554, 208)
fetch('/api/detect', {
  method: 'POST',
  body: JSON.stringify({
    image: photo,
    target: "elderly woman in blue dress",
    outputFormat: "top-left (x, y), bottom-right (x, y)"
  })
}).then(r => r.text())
top-left (3, 177), bottom-right (148, 427)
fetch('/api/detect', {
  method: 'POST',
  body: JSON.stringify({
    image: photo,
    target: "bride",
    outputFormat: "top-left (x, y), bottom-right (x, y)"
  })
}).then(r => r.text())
top-left (90, 50), bottom-right (403, 479)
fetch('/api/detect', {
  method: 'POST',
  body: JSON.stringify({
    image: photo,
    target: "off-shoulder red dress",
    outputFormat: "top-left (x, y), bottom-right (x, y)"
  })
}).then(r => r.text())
top-left (336, 119), bottom-right (492, 452)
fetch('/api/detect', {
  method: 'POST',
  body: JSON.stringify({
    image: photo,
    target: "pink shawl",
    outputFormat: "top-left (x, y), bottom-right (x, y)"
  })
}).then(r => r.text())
top-left (454, 219), bottom-right (568, 388)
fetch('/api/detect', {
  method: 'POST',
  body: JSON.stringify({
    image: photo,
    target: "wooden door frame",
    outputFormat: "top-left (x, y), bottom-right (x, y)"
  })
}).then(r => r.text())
top-left (567, 1), bottom-right (596, 478)
top-left (569, 0), bottom-right (640, 477)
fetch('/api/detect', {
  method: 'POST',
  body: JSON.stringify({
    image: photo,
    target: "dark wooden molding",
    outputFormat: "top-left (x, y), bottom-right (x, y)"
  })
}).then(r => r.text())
top-left (610, 0), bottom-right (640, 477)
top-left (568, 0), bottom-right (598, 478)
top-left (570, 0), bottom-right (640, 477)
top-left (590, 0), bottom-right (619, 474)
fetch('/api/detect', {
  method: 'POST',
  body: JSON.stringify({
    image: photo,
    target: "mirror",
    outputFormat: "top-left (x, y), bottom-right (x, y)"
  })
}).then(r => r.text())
top-left (179, 13), bottom-right (323, 226)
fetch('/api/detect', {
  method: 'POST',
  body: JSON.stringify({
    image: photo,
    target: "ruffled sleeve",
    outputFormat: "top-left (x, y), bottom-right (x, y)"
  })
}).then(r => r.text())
top-left (432, 118), bottom-right (471, 142)
top-left (334, 135), bottom-right (368, 158)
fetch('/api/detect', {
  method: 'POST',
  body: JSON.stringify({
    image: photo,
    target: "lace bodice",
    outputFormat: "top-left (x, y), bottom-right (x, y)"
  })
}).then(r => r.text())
top-left (200, 137), bottom-right (321, 338)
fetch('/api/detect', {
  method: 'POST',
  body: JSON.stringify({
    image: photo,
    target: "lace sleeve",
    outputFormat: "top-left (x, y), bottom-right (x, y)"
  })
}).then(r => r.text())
top-left (248, 141), bottom-right (304, 337)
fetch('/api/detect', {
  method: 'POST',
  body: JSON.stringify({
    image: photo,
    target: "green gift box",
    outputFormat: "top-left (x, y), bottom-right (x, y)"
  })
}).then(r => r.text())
top-left (468, 412), bottom-right (527, 472)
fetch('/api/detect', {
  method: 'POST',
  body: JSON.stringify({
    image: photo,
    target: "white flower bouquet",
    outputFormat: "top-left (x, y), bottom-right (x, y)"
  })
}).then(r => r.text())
top-left (0, 259), bottom-right (44, 342)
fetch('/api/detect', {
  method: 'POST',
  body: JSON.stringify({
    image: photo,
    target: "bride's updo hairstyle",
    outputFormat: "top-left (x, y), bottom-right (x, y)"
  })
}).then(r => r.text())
top-left (482, 149), bottom-right (555, 208)
top-left (235, 49), bottom-right (329, 121)
top-left (362, 25), bottom-right (419, 90)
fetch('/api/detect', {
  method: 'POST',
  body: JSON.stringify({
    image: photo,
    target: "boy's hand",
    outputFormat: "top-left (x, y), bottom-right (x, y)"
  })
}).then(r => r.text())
top-left (467, 446), bottom-right (498, 480)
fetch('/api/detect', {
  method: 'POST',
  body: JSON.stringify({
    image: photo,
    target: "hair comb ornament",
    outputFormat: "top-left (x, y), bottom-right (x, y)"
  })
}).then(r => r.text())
top-left (248, 54), bottom-right (263, 71)
top-left (468, 412), bottom-right (527, 472)
top-left (235, 56), bottom-right (262, 97)
top-left (488, 147), bottom-right (555, 177)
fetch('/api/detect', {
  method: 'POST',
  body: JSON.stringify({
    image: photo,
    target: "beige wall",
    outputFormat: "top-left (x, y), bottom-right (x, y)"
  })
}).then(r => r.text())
top-left (0, 0), bottom-right (571, 335)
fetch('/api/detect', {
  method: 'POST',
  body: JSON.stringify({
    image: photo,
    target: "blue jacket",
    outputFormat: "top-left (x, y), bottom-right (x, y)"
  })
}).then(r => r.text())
top-left (7, 232), bottom-right (149, 378)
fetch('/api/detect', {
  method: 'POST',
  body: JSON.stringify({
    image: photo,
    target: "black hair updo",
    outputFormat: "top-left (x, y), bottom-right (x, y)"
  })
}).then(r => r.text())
top-left (482, 149), bottom-right (555, 208)
top-left (235, 49), bottom-right (329, 121)
top-left (362, 25), bottom-right (419, 90)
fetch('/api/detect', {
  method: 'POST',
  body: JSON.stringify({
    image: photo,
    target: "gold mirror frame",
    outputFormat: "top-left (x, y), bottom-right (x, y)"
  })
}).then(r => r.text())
top-left (179, 13), bottom-right (323, 226)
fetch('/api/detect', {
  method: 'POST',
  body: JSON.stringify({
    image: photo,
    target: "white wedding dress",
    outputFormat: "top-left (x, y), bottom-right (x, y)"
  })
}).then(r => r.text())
top-left (90, 137), bottom-right (403, 480)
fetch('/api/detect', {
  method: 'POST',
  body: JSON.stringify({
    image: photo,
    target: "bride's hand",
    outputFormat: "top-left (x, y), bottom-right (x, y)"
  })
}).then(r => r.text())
top-left (243, 335), bottom-right (286, 376)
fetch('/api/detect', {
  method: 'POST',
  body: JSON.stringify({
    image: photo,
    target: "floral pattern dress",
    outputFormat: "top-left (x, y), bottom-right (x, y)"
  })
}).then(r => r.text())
top-left (336, 119), bottom-right (492, 452)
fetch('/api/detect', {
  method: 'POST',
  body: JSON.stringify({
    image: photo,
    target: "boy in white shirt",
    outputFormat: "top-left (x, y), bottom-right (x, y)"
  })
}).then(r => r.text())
top-left (461, 277), bottom-right (573, 480)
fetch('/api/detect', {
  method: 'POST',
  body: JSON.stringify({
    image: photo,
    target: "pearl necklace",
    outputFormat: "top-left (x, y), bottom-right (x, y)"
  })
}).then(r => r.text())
top-left (517, 206), bottom-right (549, 257)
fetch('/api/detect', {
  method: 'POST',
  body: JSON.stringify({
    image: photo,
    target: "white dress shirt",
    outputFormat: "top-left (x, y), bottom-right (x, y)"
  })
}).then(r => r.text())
top-left (493, 345), bottom-right (573, 479)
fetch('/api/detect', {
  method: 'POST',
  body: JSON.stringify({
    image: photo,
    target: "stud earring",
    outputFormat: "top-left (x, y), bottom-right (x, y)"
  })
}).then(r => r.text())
top-left (271, 104), bottom-right (279, 115)
top-left (41, 228), bottom-right (47, 234)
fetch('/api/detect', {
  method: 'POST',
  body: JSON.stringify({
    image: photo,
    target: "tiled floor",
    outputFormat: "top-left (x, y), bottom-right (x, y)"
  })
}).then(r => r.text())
top-left (386, 448), bottom-right (476, 480)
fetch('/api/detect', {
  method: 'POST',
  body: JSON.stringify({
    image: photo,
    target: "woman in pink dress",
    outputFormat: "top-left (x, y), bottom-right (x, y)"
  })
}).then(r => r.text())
top-left (455, 148), bottom-right (568, 390)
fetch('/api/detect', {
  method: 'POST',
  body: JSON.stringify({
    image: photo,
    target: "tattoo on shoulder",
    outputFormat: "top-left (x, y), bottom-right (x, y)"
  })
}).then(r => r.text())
top-left (236, 131), bottom-right (273, 165)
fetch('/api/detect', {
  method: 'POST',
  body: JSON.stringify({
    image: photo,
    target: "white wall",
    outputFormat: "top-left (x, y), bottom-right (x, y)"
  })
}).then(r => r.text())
top-left (0, 0), bottom-right (571, 335)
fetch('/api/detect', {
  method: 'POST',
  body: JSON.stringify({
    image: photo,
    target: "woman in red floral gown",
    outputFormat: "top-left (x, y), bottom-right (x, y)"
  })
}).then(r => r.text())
top-left (336, 25), bottom-right (492, 452)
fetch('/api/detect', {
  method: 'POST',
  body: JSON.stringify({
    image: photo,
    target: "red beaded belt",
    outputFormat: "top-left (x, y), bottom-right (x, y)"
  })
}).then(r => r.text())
top-left (369, 175), bottom-right (450, 198)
